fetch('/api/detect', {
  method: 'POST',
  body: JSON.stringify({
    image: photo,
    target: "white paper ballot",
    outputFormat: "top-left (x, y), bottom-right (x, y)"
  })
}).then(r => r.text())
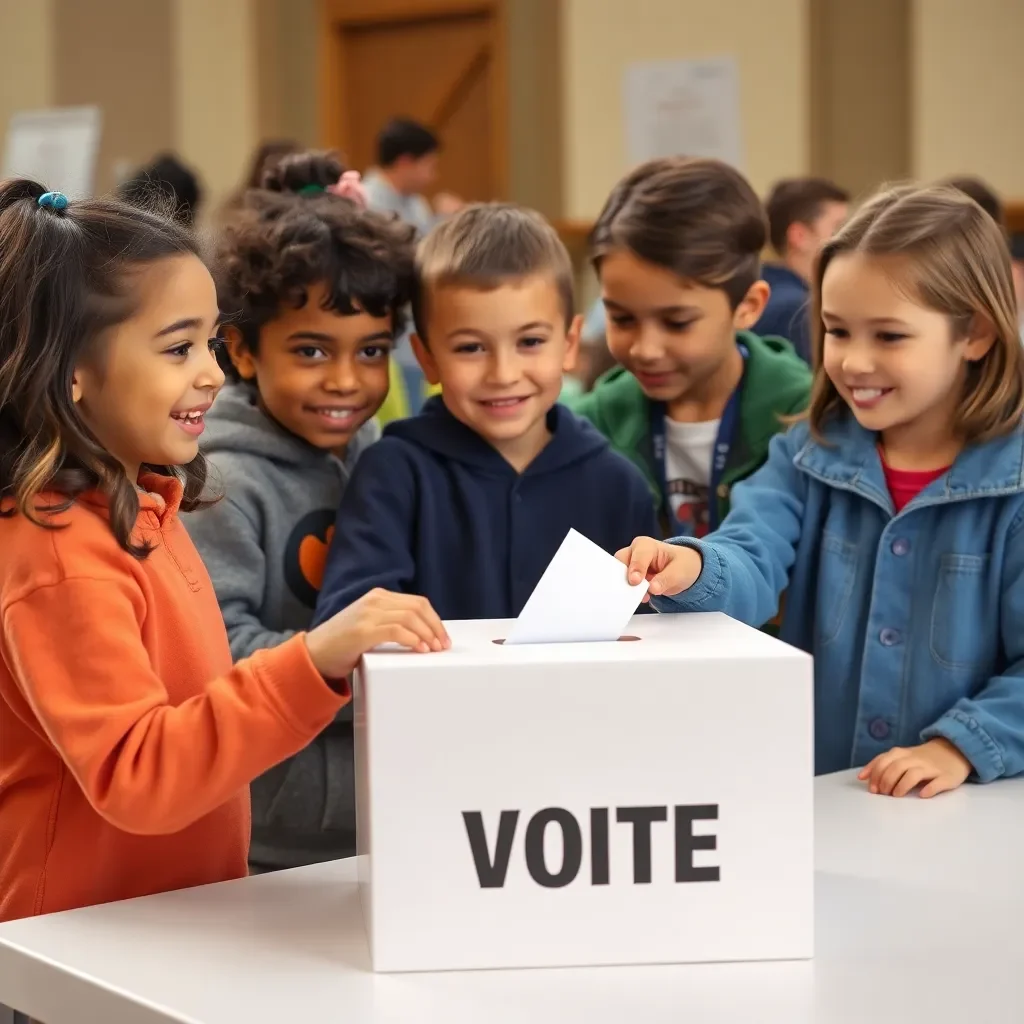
top-left (504, 529), bottom-right (650, 645)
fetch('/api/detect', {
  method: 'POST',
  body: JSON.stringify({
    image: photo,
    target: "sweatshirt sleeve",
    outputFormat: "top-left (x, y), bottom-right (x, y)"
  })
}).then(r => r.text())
top-left (652, 429), bottom-right (808, 624)
top-left (313, 439), bottom-right (418, 627)
top-left (2, 576), bottom-right (346, 836)
top-left (184, 494), bottom-right (294, 661)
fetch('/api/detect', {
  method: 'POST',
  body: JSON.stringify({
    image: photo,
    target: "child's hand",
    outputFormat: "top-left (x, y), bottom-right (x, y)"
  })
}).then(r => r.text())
top-left (614, 536), bottom-right (703, 600)
top-left (328, 170), bottom-right (368, 207)
top-left (304, 588), bottom-right (450, 681)
top-left (858, 737), bottom-right (972, 798)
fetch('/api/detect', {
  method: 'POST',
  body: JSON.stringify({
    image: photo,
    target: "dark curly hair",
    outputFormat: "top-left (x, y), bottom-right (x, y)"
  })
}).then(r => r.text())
top-left (0, 177), bottom-right (212, 557)
top-left (259, 149), bottom-right (346, 195)
top-left (215, 153), bottom-right (417, 382)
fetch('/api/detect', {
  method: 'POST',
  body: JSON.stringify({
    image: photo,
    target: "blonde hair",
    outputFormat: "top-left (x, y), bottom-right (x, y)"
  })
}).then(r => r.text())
top-left (411, 203), bottom-right (574, 343)
top-left (806, 183), bottom-right (1024, 442)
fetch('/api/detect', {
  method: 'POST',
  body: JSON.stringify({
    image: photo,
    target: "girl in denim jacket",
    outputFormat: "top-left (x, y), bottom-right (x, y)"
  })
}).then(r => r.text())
top-left (617, 184), bottom-right (1024, 799)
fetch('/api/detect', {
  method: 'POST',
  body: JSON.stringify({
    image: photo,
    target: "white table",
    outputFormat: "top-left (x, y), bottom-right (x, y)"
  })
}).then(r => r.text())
top-left (1, 769), bottom-right (1022, 1024)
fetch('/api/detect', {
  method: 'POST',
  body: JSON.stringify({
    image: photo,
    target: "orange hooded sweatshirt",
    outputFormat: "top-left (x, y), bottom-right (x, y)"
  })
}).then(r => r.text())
top-left (0, 473), bottom-right (347, 921)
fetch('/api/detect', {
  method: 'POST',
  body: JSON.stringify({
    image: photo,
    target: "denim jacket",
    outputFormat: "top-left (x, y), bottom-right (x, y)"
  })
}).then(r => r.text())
top-left (653, 413), bottom-right (1024, 781)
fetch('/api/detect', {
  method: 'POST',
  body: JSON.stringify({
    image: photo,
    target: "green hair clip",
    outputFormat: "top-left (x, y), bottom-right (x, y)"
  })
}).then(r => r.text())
top-left (297, 184), bottom-right (326, 196)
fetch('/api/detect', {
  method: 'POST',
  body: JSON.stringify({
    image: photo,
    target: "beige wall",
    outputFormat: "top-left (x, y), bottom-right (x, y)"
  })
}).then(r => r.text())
top-left (810, 0), bottom-right (910, 199)
top-left (173, 0), bottom-right (260, 209)
top-left (560, 0), bottom-right (810, 220)
top-left (54, 0), bottom-right (174, 194)
top-left (507, 0), bottom-right (563, 217)
top-left (912, 0), bottom-right (1024, 196)
top-left (0, 0), bottom-right (54, 140)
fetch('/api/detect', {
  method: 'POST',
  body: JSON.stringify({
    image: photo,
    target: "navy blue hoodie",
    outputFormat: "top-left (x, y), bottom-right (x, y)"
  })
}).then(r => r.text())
top-left (313, 397), bottom-right (660, 623)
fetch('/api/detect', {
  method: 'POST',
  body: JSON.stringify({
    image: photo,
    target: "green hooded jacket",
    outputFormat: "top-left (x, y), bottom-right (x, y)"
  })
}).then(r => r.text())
top-left (568, 330), bottom-right (812, 532)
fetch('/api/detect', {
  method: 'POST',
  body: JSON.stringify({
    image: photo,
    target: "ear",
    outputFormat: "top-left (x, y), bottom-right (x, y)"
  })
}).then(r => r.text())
top-left (732, 280), bottom-right (770, 331)
top-left (222, 325), bottom-right (257, 380)
top-left (562, 314), bottom-right (583, 373)
top-left (71, 369), bottom-right (83, 404)
top-left (787, 221), bottom-right (811, 255)
top-left (963, 313), bottom-right (998, 362)
top-left (411, 333), bottom-right (441, 385)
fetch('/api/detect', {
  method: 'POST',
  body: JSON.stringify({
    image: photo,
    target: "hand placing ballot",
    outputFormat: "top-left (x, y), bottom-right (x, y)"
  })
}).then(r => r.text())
top-left (615, 536), bottom-right (703, 600)
top-left (505, 529), bottom-right (649, 644)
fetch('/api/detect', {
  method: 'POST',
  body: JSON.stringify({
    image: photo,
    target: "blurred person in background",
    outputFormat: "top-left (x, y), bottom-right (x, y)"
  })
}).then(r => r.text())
top-left (755, 177), bottom-right (850, 363)
top-left (940, 174), bottom-right (1004, 225)
top-left (119, 153), bottom-right (202, 225)
top-left (940, 175), bottom-right (1023, 342)
top-left (363, 118), bottom-right (463, 236)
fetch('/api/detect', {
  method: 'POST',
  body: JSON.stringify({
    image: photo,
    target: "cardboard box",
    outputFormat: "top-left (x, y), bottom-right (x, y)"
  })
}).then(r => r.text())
top-left (354, 612), bottom-right (813, 972)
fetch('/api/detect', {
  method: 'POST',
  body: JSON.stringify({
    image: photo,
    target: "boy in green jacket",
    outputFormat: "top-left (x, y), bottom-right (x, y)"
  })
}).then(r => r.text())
top-left (570, 157), bottom-right (811, 539)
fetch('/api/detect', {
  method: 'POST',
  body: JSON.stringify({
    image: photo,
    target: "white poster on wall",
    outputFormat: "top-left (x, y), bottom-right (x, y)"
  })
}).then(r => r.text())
top-left (624, 57), bottom-right (743, 169)
top-left (2, 106), bottom-right (103, 197)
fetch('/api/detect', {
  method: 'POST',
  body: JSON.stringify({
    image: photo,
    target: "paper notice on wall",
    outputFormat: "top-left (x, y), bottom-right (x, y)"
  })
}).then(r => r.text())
top-left (623, 57), bottom-right (743, 169)
top-left (2, 106), bottom-right (102, 197)
top-left (504, 529), bottom-right (649, 645)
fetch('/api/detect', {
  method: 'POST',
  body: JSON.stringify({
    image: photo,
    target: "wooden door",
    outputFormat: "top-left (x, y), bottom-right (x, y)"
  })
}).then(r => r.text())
top-left (320, 0), bottom-right (508, 203)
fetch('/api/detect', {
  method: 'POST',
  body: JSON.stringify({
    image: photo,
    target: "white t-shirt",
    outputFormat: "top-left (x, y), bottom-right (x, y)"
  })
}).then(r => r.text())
top-left (664, 418), bottom-right (719, 537)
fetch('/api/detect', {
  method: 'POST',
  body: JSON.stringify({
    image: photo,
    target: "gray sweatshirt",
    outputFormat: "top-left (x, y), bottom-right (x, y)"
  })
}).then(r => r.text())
top-left (184, 384), bottom-right (379, 871)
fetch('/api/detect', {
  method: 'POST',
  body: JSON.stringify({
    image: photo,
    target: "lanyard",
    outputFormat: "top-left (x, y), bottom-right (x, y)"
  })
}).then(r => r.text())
top-left (650, 345), bottom-right (747, 533)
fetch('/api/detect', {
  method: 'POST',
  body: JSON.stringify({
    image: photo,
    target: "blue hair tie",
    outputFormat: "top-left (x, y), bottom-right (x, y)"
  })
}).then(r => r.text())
top-left (38, 191), bottom-right (69, 212)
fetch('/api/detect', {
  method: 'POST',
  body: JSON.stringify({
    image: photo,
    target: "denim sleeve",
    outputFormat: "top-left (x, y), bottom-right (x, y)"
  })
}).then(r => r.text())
top-left (921, 508), bottom-right (1024, 781)
top-left (312, 440), bottom-right (417, 628)
top-left (651, 429), bottom-right (808, 625)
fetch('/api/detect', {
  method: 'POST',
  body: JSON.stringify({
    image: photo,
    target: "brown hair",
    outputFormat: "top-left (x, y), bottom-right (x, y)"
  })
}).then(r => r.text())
top-left (938, 175), bottom-right (1004, 227)
top-left (258, 149), bottom-right (346, 195)
top-left (412, 202), bottom-right (574, 342)
top-left (765, 177), bottom-right (850, 255)
top-left (806, 183), bottom-right (1024, 442)
top-left (0, 177), bottom-right (212, 556)
top-left (590, 157), bottom-right (767, 310)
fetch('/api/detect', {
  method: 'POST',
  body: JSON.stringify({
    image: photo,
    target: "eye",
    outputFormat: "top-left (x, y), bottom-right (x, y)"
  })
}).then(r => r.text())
top-left (293, 345), bottom-right (327, 360)
top-left (519, 335), bottom-right (546, 348)
top-left (165, 341), bottom-right (192, 359)
top-left (824, 326), bottom-right (849, 339)
top-left (453, 342), bottom-right (483, 355)
top-left (609, 314), bottom-right (635, 328)
top-left (878, 331), bottom-right (907, 343)
top-left (359, 344), bottom-right (390, 361)
top-left (664, 319), bottom-right (695, 333)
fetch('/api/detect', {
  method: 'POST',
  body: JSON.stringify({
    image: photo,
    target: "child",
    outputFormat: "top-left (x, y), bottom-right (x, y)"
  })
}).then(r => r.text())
top-left (569, 157), bottom-right (812, 540)
top-left (619, 184), bottom-right (1024, 799)
top-left (313, 203), bottom-right (659, 622)
top-left (754, 177), bottom-right (850, 362)
top-left (363, 117), bottom-right (463, 235)
top-left (247, 147), bottom-right (409, 425)
top-left (0, 179), bottom-right (448, 922)
top-left (184, 153), bottom-right (416, 873)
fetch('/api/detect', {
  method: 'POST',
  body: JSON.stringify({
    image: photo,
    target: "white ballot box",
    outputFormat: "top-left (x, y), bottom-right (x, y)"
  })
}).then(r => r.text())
top-left (353, 612), bottom-right (813, 973)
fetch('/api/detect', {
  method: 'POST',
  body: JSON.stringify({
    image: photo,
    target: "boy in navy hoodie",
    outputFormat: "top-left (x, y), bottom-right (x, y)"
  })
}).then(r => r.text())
top-left (313, 203), bottom-right (658, 621)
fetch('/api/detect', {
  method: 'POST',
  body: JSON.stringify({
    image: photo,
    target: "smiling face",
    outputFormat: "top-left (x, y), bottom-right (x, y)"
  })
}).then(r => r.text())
top-left (821, 252), bottom-right (994, 463)
top-left (598, 249), bottom-right (767, 420)
top-left (412, 274), bottom-right (580, 470)
top-left (224, 281), bottom-right (393, 453)
top-left (72, 254), bottom-right (224, 483)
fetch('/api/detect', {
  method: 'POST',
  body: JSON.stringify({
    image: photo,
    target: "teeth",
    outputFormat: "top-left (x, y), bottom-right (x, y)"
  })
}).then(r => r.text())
top-left (485, 398), bottom-right (524, 407)
top-left (316, 408), bottom-right (357, 419)
top-left (852, 388), bottom-right (885, 401)
top-left (173, 411), bottom-right (204, 422)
